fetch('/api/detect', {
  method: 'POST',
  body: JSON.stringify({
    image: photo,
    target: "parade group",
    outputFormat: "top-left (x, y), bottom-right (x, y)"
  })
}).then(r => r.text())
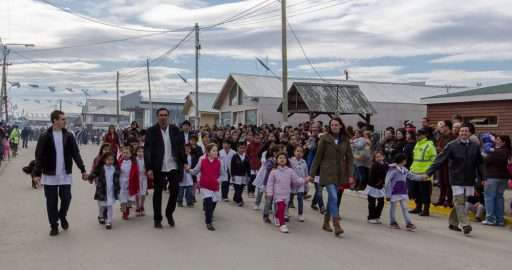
top-left (22, 109), bottom-right (512, 237)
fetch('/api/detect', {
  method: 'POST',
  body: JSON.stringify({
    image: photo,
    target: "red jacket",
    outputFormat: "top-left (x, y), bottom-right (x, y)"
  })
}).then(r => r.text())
top-left (199, 158), bottom-right (221, 192)
top-left (246, 142), bottom-right (262, 171)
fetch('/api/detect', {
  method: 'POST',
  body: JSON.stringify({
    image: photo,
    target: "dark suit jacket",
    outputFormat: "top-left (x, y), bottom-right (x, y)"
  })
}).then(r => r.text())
top-left (144, 124), bottom-right (185, 177)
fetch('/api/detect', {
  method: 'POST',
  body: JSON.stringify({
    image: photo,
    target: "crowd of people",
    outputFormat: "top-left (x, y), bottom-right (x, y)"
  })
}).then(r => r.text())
top-left (30, 109), bottom-right (512, 237)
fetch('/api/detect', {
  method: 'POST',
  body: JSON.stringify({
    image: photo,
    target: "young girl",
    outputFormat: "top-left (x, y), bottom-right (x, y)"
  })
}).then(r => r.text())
top-left (384, 153), bottom-right (424, 231)
top-left (253, 146), bottom-right (279, 223)
top-left (189, 143), bottom-right (226, 231)
top-left (88, 152), bottom-right (120, 230)
top-left (219, 140), bottom-right (236, 202)
top-left (135, 146), bottom-right (148, 216)
top-left (118, 145), bottom-right (140, 220)
top-left (2, 136), bottom-right (10, 161)
top-left (266, 152), bottom-right (304, 233)
top-left (179, 144), bottom-right (197, 207)
top-left (289, 146), bottom-right (310, 222)
top-left (91, 143), bottom-right (112, 180)
top-left (365, 151), bottom-right (388, 224)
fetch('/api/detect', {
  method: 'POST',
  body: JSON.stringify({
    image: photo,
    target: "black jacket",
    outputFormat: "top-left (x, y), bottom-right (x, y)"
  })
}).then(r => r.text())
top-left (230, 154), bottom-right (250, 177)
top-left (89, 164), bottom-right (120, 202)
top-left (427, 139), bottom-right (486, 186)
top-left (144, 124), bottom-right (185, 175)
top-left (34, 127), bottom-right (86, 177)
top-left (368, 161), bottom-right (388, 189)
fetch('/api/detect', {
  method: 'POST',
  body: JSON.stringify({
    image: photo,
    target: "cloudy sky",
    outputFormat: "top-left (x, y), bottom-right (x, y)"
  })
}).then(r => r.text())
top-left (2, 0), bottom-right (512, 114)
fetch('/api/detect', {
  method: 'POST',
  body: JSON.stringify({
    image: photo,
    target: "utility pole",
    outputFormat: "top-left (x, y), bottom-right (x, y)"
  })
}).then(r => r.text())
top-left (281, 0), bottom-right (288, 125)
top-left (59, 99), bottom-right (62, 111)
top-left (194, 23), bottom-right (200, 130)
top-left (116, 71), bottom-right (120, 126)
top-left (1, 46), bottom-right (7, 122)
top-left (146, 58), bottom-right (153, 125)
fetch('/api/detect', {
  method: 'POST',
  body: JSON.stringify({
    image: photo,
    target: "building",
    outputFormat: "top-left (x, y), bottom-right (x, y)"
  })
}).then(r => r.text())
top-left (82, 99), bottom-right (130, 130)
top-left (182, 92), bottom-right (219, 127)
top-left (213, 73), bottom-right (466, 130)
top-left (422, 83), bottom-right (512, 135)
top-left (121, 91), bottom-right (185, 128)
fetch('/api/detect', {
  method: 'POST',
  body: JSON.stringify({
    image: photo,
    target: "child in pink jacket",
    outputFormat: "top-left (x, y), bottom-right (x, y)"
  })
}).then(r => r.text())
top-left (266, 152), bottom-right (304, 233)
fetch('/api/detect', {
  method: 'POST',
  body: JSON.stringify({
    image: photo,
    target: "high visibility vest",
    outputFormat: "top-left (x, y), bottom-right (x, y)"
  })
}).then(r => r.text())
top-left (9, 129), bottom-right (20, 144)
top-left (410, 138), bottom-right (437, 174)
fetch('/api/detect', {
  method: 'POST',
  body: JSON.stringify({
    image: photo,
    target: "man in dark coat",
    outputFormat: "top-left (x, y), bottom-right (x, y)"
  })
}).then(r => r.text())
top-left (144, 108), bottom-right (185, 228)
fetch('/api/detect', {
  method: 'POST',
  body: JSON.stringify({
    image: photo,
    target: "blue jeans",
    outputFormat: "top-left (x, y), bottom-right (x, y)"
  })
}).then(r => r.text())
top-left (325, 184), bottom-right (339, 218)
top-left (311, 182), bottom-right (324, 209)
top-left (177, 186), bottom-right (193, 206)
top-left (390, 199), bottom-right (412, 225)
top-left (484, 178), bottom-right (507, 224)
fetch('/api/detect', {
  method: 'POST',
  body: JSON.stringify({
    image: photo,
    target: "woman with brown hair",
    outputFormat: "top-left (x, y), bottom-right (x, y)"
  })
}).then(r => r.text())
top-left (310, 117), bottom-right (354, 237)
top-left (104, 125), bottom-right (120, 157)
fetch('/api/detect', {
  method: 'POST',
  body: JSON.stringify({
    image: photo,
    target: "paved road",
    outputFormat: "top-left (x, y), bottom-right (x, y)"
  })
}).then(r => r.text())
top-left (1, 145), bottom-right (511, 270)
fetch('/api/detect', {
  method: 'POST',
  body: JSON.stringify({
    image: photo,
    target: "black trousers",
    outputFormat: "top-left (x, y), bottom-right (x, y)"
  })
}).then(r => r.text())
top-left (412, 181), bottom-right (432, 210)
top-left (367, 195), bottom-right (384, 220)
top-left (203, 197), bottom-right (217, 224)
top-left (233, 184), bottom-right (245, 203)
top-left (22, 138), bottom-right (28, 148)
top-left (153, 170), bottom-right (179, 222)
top-left (221, 182), bottom-right (230, 199)
top-left (44, 185), bottom-right (72, 228)
top-left (248, 174), bottom-right (256, 194)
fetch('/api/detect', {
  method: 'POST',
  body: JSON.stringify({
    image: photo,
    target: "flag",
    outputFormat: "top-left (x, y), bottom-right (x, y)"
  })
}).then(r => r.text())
top-left (48, 86), bottom-right (56, 92)
top-left (120, 90), bottom-right (125, 94)
top-left (35, 100), bottom-right (41, 104)
top-left (177, 73), bottom-right (188, 84)
top-left (8, 81), bottom-right (20, 88)
top-left (256, 57), bottom-right (271, 72)
top-left (65, 88), bottom-right (74, 92)
top-left (28, 84), bottom-right (39, 88)
top-left (102, 90), bottom-right (108, 94)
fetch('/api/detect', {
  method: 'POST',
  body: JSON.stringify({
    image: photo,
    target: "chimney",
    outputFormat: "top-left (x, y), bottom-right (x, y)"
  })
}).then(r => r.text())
top-left (344, 70), bottom-right (349, 80)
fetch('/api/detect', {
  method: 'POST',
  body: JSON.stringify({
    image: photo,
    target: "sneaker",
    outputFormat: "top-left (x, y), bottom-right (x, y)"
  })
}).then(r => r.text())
top-left (98, 216), bottom-right (106, 225)
top-left (462, 225), bottom-right (472, 235)
top-left (237, 202), bottom-right (244, 207)
top-left (263, 216), bottom-right (271, 223)
top-left (279, 225), bottom-right (289, 233)
top-left (105, 224), bottom-right (112, 230)
top-left (406, 223), bottom-right (417, 231)
top-left (368, 219), bottom-right (379, 224)
top-left (311, 205), bottom-right (319, 211)
top-left (375, 219), bottom-right (382, 224)
top-left (390, 222), bottom-right (400, 229)
top-left (449, 225), bottom-right (462, 232)
top-left (481, 220), bottom-right (496, 226)
top-left (497, 222), bottom-right (505, 227)
top-left (274, 217), bottom-right (281, 227)
top-left (253, 204), bottom-right (260, 211)
top-left (298, 215), bottom-right (305, 222)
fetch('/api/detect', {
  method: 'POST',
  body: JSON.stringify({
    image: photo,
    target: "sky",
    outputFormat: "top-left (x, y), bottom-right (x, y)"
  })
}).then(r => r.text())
top-left (2, 0), bottom-right (512, 115)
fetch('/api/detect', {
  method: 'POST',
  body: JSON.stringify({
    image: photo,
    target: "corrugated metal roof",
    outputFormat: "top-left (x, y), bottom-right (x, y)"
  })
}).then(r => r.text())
top-left (214, 73), bottom-right (467, 108)
top-left (424, 83), bottom-right (512, 99)
top-left (287, 82), bottom-right (376, 114)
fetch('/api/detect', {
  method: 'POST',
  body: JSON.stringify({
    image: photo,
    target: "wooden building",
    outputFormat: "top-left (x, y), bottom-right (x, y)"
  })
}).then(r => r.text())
top-left (422, 83), bottom-right (512, 135)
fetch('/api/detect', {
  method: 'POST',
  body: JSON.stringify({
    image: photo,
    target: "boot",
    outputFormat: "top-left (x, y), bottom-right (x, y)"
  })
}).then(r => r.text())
top-left (333, 217), bottom-right (344, 236)
top-left (322, 214), bottom-right (333, 232)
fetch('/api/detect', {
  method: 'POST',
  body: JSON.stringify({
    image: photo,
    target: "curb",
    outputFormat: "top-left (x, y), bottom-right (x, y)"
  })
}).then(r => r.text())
top-left (343, 190), bottom-right (512, 226)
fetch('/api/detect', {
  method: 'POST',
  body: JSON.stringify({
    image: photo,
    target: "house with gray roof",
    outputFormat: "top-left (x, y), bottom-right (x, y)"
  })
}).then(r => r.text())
top-left (82, 99), bottom-right (130, 129)
top-left (213, 73), bottom-right (466, 130)
top-left (183, 92), bottom-right (219, 127)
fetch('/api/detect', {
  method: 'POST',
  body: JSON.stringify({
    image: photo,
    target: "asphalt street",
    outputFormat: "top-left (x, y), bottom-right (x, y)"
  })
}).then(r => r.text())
top-left (0, 144), bottom-right (510, 270)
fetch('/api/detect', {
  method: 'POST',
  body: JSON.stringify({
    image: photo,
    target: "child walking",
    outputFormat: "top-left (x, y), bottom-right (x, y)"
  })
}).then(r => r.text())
top-left (88, 152), bottom-right (120, 230)
top-left (189, 143), bottom-right (226, 231)
top-left (384, 153), bottom-right (424, 231)
top-left (119, 145), bottom-right (140, 220)
top-left (253, 146), bottom-right (279, 223)
top-left (289, 146), bottom-right (310, 222)
top-left (266, 152), bottom-right (304, 233)
top-left (365, 151), bottom-right (388, 224)
top-left (178, 144), bottom-right (197, 207)
top-left (230, 142), bottom-right (250, 207)
top-left (219, 140), bottom-right (236, 202)
top-left (135, 146), bottom-right (148, 216)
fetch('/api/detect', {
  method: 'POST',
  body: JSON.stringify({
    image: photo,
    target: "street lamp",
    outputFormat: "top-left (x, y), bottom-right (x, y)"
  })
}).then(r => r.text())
top-left (1, 39), bottom-right (35, 122)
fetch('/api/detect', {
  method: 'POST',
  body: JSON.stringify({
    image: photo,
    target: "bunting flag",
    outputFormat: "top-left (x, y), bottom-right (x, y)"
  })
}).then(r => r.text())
top-left (177, 73), bottom-right (188, 84)
top-left (28, 84), bottom-right (39, 88)
top-left (65, 88), bottom-right (74, 92)
top-left (47, 99), bottom-right (53, 103)
top-left (23, 98), bottom-right (29, 102)
top-left (102, 90), bottom-right (108, 94)
top-left (8, 81), bottom-right (20, 88)
top-left (120, 90), bottom-right (125, 94)
top-left (48, 86), bottom-right (56, 92)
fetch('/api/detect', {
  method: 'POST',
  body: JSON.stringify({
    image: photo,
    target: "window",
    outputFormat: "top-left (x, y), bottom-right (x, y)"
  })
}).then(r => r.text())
top-left (238, 87), bottom-right (245, 105)
top-left (463, 116), bottom-right (498, 127)
top-left (245, 110), bottom-right (257, 125)
top-left (229, 85), bottom-right (237, 106)
top-left (221, 112), bottom-right (231, 127)
top-left (233, 111), bottom-right (243, 125)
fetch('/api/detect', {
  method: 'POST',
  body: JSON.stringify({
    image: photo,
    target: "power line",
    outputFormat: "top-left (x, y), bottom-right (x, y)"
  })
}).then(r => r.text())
top-left (201, 0), bottom-right (276, 30)
top-left (37, 0), bottom-right (188, 33)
